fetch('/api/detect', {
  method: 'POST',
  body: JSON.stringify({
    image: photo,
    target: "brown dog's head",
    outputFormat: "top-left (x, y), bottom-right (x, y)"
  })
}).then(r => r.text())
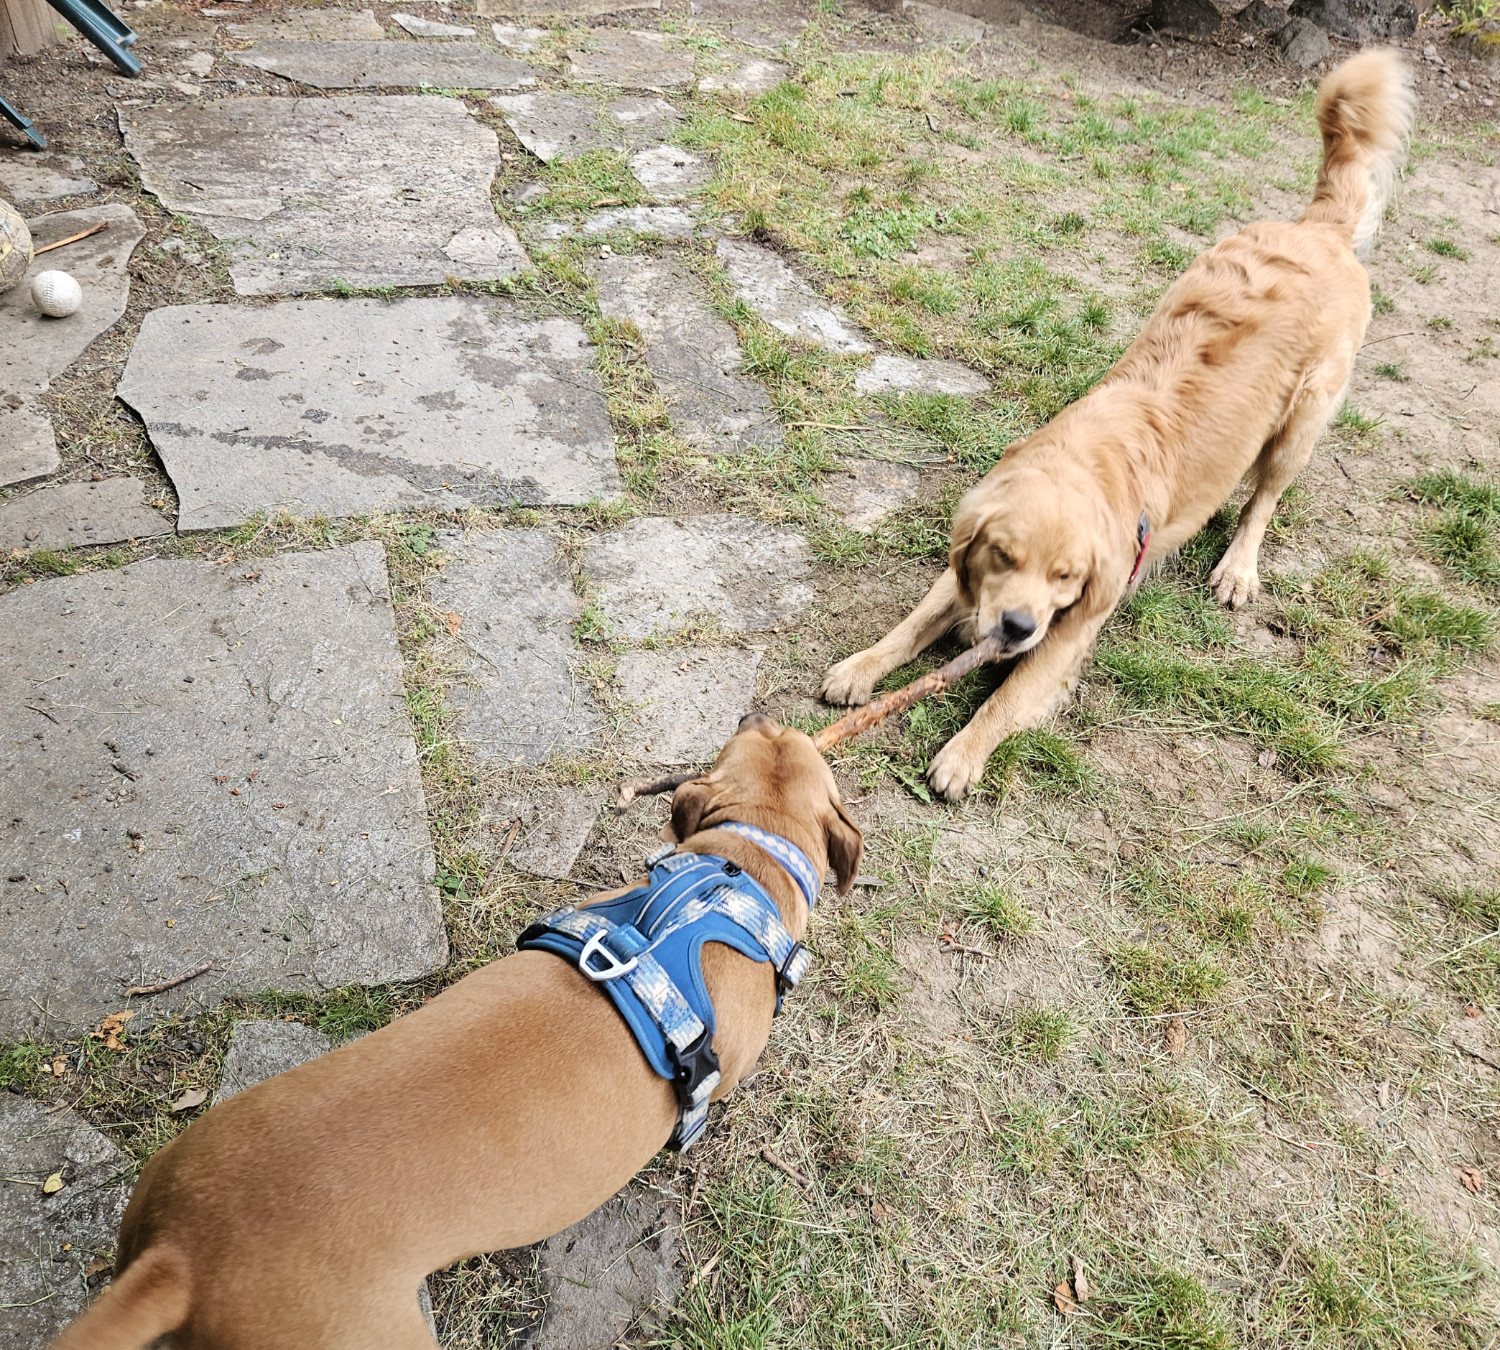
top-left (949, 460), bottom-right (1119, 654)
top-left (662, 713), bottom-right (863, 898)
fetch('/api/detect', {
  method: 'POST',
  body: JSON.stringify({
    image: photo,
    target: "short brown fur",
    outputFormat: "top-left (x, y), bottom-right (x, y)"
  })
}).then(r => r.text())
top-left (49, 715), bottom-right (861, 1350)
top-left (821, 51), bottom-right (1414, 800)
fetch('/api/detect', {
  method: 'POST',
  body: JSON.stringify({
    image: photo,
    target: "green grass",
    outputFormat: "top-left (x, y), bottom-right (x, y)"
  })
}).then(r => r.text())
top-left (1108, 943), bottom-right (1229, 1013)
top-left (1427, 236), bottom-right (1471, 261)
top-left (1407, 469), bottom-right (1500, 592)
top-left (961, 882), bottom-right (1035, 941)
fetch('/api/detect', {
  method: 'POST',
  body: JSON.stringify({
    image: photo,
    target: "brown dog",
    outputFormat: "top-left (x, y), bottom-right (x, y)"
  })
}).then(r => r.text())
top-left (822, 51), bottom-right (1413, 801)
top-left (50, 714), bottom-right (861, 1350)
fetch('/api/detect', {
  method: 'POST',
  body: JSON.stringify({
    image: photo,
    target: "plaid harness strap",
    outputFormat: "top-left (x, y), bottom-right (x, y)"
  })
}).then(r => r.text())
top-left (516, 830), bottom-right (817, 1150)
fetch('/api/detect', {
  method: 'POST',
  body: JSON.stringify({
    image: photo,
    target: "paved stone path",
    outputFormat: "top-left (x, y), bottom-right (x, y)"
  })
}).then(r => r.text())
top-left (225, 7), bottom-right (384, 40)
top-left (567, 29), bottom-right (695, 88)
top-left (490, 91), bottom-right (683, 163)
top-left (0, 478), bottom-right (169, 552)
top-left (227, 40), bottom-right (539, 90)
top-left (714, 237), bottom-right (874, 354)
top-left (0, 152), bottom-right (97, 207)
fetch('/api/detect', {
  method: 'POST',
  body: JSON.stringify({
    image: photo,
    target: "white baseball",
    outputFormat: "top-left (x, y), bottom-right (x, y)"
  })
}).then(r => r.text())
top-left (31, 270), bottom-right (83, 318)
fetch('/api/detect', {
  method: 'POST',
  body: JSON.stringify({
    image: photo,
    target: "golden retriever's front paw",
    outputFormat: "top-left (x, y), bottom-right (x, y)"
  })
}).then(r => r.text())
top-left (926, 739), bottom-right (986, 802)
top-left (1209, 553), bottom-right (1260, 609)
top-left (820, 655), bottom-right (878, 706)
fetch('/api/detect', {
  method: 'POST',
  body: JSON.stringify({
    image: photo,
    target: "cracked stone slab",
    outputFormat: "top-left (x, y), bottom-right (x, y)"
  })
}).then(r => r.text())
top-left (0, 397), bottom-right (60, 490)
top-left (905, 1), bottom-right (986, 44)
top-left (0, 152), bottom-right (96, 205)
top-left (479, 0), bottom-right (659, 15)
top-left (698, 57), bottom-right (789, 93)
top-left (617, 648), bottom-right (761, 765)
top-left (854, 352), bottom-right (991, 397)
top-left (227, 40), bottom-right (539, 90)
top-left (121, 97), bottom-right (528, 295)
top-left (727, 18), bottom-right (805, 50)
top-left (489, 785), bottom-right (606, 879)
top-left (491, 23), bottom-right (548, 51)
top-left (0, 1096), bottom-right (129, 1350)
top-left (581, 205), bottom-right (701, 239)
top-left (568, 29), bottom-right (694, 89)
top-left (714, 237), bottom-right (872, 354)
top-left (491, 92), bottom-right (680, 163)
top-left (585, 516), bottom-right (812, 640)
top-left (593, 254), bottom-right (779, 453)
top-left (215, 1019), bottom-right (333, 1103)
top-left (0, 478), bottom-right (171, 553)
top-left (628, 145), bottom-right (711, 200)
top-left (392, 12), bottom-right (477, 36)
top-left (0, 542), bottom-right (447, 1041)
top-left (119, 299), bottom-right (617, 530)
top-left (822, 458), bottom-right (921, 530)
top-left (534, 1185), bottom-right (683, 1350)
top-left (226, 7), bottom-right (384, 39)
top-left (427, 529), bottom-right (600, 764)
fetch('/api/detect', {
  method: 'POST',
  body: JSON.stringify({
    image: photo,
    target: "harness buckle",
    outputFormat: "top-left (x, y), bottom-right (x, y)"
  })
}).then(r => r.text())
top-left (578, 929), bottom-right (640, 982)
top-left (666, 1025), bottom-right (721, 1112)
top-left (776, 942), bottom-right (811, 996)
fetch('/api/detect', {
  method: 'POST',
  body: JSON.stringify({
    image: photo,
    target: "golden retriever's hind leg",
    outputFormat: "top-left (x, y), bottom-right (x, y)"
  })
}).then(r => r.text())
top-left (821, 568), bottom-right (967, 707)
top-left (1209, 381), bottom-right (1344, 609)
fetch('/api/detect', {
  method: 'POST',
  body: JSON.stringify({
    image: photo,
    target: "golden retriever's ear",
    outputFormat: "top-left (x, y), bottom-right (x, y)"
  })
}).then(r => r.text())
top-left (948, 492), bottom-right (984, 602)
top-left (824, 798), bottom-right (864, 896)
top-left (666, 778), bottom-right (715, 843)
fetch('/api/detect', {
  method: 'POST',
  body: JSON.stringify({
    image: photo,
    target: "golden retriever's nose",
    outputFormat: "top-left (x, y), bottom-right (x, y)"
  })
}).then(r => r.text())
top-left (737, 712), bottom-right (779, 734)
top-left (1001, 610), bottom-right (1037, 643)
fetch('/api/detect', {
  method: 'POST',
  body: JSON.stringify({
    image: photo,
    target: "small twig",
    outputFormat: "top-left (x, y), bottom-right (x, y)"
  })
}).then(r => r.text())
top-left (33, 221), bottom-right (109, 255)
top-left (499, 819), bottom-right (521, 859)
top-left (25, 705), bottom-right (59, 724)
top-left (939, 937), bottom-right (990, 958)
top-left (761, 1146), bottom-right (813, 1190)
top-left (123, 961), bottom-right (212, 998)
top-left (614, 769), bottom-right (699, 814)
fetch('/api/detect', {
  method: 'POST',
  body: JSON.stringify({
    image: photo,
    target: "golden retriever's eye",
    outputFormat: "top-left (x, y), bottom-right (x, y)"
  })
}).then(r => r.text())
top-left (992, 546), bottom-right (1014, 569)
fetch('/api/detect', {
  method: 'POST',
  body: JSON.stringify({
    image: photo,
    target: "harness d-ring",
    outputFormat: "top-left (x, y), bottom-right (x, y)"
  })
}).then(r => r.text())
top-left (578, 930), bottom-right (639, 982)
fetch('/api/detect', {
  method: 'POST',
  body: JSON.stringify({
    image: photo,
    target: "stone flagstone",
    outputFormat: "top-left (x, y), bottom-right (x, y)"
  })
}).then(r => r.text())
top-left (854, 352), bottom-right (991, 396)
top-left (215, 1019), bottom-right (333, 1103)
top-left (905, 1), bottom-right (987, 44)
top-left (592, 254), bottom-right (779, 453)
top-left (392, 12), bottom-right (477, 36)
top-left (491, 23), bottom-right (548, 51)
top-left (120, 97), bottom-right (528, 296)
top-left (491, 91), bottom-right (681, 163)
top-left (727, 17), bottom-right (806, 51)
top-left (0, 542), bottom-right (447, 1040)
top-left (697, 56), bottom-right (789, 93)
top-left (427, 529), bottom-right (600, 764)
top-left (580, 205), bottom-right (701, 239)
top-left (628, 145), bottom-right (711, 200)
top-left (715, 237), bottom-right (872, 354)
top-left (616, 648), bottom-right (761, 765)
top-left (534, 1186), bottom-right (684, 1350)
top-left (227, 40), bottom-right (539, 90)
top-left (478, 0), bottom-right (658, 16)
top-left (0, 151), bottom-right (96, 205)
top-left (226, 7), bottom-right (384, 39)
top-left (118, 298), bottom-right (618, 529)
top-left (0, 1096), bottom-right (129, 1350)
top-left (585, 515), bottom-right (812, 640)
top-left (0, 478), bottom-right (170, 552)
top-left (489, 785), bottom-right (606, 879)
top-left (568, 29), bottom-right (695, 89)
top-left (0, 398), bottom-right (60, 491)
top-left (822, 458), bottom-right (922, 530)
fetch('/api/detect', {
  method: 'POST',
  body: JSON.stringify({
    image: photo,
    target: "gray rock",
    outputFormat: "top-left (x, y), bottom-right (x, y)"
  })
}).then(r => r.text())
top-left (117, 299), bottom-right (618, 530)
top-left (215, 1019), bottom-right (333, 1103)
top-left (0, 1096), bottom-right (129, 1350)
top-left (478, 0), bottom-right (660, 12)
top-left (628, 146), bottom-right (712, 200)
top-left (822, 459), bottom-right (921, 531)
top-left (905, 1), bottom-right (986, 44)
top-left (585, 515), bottom-right (812, 640)
top-left (607, 95), bottom-right (683, 137)
top-left (592, 254), bottom-right (780, 453)
top-left (714, 237), bottom-right (872, 354)
top-left (580, 205), bottom-right (701, 239)
top-left (226, 7), bottom-right (385, 39)
top-left (1237, 0), bottom-right (1290, 32)
top-left (0, 478), bottom-right (170, 553)
top-left (227, 40), bottom-right (539, 90)
top-left (616, 648), bottom-right (761, 765)
top-left (697, 57), bottom-right (789, 93)
top-left (0, 204), bottom-right (145, 399)
top-left (491, 23), bottom-right (549, 51)
top-left (0, 542), bottom-right (447, 1040)
top-left (1275, 14), bottom-right (1331, 63)
top-left (0, 152), bottom-right (96, 205)
top-left (491, 785), bottom-right (606, 879)
top-left (534, 1186), bottom-right (683, 1350)
top-left (491, 91), bottom-right (624, 162)
top-left (727, 18), bottom-right (805, 51)
top-left (427, 529), bottom-right (600, 764)
top-left (0, 396), bottom-right (60, 490)
top-left (392, 12), bottom-right (477, 36)
top-left (1289, 0), bottom-right (1420, 41)
top-left (120, 96), bottom-right (528, 296)
top-left (1145, 0), bottom-right (1222, 35)
top-left (854, 352), bottom-right (990, 397)
top-left (568, 30), bottom-right (695, 89)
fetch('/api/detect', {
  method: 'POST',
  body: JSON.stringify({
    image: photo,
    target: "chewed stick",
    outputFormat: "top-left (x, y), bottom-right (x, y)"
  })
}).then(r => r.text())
top-left (34, 221), bottom-right (109, 255)
top-left (612, 629), bottom-right (1007, 810)
top-left (811, 627), bottom-right (1007, 753)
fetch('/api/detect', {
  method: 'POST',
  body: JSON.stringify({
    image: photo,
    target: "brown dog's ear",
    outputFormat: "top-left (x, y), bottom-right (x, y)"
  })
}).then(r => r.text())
top-left (948, 490), bottom-right (984, 603)
top-left (665, 777), bottom-right (715, 843)
top-left (824, 797), bottom-right (864, 896)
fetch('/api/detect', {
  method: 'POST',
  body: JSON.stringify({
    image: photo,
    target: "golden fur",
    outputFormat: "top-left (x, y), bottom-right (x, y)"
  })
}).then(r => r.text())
top-left (49, 715), bottom-right (861, 1350)
top-left (822, 51), bottom-right (1414, 801)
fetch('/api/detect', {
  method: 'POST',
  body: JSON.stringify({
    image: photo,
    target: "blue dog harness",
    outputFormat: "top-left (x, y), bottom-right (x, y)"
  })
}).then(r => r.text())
top-left (517, 824), bottom-right (818, 1149)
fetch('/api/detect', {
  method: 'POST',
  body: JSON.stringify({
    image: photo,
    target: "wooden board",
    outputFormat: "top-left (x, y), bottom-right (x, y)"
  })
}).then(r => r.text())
top-left (1, 0), bottom-right (63, 59)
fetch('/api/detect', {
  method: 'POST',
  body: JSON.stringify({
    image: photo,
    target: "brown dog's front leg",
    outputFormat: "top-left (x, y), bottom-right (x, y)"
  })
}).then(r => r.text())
top-left (926, 603), bottom-right (1108, 801)
top-left (820, 568), bottom-right (967, 707)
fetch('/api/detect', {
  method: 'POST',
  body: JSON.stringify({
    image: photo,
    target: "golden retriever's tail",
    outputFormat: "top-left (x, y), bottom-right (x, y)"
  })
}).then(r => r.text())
top-left (46, 1245), bottom-right (189, 1350)
top-left (1301, 49), bottom-right (1413, 254)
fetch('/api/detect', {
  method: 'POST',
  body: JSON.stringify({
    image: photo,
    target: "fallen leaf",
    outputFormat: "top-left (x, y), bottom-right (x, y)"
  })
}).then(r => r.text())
top-left (444, 611), bottom-right (462, 636)
top-left (85, 1257), bottom-right (111, 1277)
top-left (1053, 1280), bottom-right (1079, 1316)
top-left (1465, 1004), bottom-right (1483, 1018)
top-left (871, 1198), bottom-right (893, 1223)
top-left (1375, 1164), bottom-right (1392, 1178)
top-left (1165, 1016), bottom-right (1187, 1059)
top-left (1257, 748), bottom-right (1278, 768)
top-left (1071, 1254), bottom-right (1091, 1303)
top-left (51, 1056), bottom-right (68, 1077)
top-left (1376, 1080), bottom-right (1390, 1109)
top-left (92, 1009), bottom-right (136, 1051)
top-left (729, 111), bottom-right (753, 123)
top-left (42, 1171), bottom-right (64, 1195)
top-left (170, 1088), bottom-right (208, 1113)
top-left (591, 196), bottom-right (625, 207)
top-left (1461, 1166), bottom-right (1485, 1194)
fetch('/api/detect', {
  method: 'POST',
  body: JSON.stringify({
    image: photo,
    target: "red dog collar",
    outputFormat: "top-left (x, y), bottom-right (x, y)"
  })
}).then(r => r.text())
top-left (1128, 511), bottom-right (1151, 585)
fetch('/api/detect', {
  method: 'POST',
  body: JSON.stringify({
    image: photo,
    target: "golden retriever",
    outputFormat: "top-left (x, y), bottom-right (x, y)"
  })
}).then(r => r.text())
top-left (822, 51), bottom-right (1413, 800)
